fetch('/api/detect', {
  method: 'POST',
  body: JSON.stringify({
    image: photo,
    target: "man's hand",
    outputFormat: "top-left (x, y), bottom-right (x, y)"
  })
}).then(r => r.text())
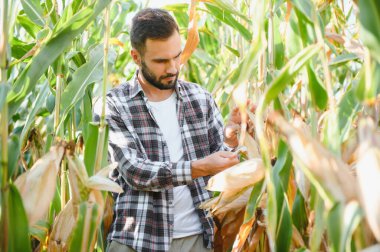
top-left (224, 101), bottom-right (256, 148)
top-left (191, 151), bottom-right (239, 179)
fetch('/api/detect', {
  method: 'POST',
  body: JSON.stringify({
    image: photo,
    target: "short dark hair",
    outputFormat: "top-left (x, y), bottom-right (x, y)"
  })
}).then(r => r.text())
top-left (130, 8), bottom-right (179, 54)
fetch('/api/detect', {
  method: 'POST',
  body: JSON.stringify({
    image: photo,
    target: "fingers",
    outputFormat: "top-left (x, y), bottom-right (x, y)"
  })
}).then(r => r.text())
top-left (218, 151), bottom-right (238, 159)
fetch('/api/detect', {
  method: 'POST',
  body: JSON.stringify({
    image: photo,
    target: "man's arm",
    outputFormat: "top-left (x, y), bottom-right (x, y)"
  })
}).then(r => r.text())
top-left (94, 97), bottom-right (193, 192)
top-left (94, 96), bottom-right (239, 192)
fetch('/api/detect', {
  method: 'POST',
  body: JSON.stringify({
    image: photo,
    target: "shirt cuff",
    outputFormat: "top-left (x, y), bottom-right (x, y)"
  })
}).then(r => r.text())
top-left (171, 161), bottom-right (193, 186)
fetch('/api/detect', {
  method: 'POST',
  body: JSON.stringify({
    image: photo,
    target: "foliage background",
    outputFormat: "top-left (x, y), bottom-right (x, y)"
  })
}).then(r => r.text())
top-left (0, 0), bottom-right (380, 251)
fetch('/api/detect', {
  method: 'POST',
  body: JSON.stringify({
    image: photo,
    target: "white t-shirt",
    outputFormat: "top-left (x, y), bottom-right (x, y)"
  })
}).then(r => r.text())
top-left (147, 92), bottom-right (203, 239)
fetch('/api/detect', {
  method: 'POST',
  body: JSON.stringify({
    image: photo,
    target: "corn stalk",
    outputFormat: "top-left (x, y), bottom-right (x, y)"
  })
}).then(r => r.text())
top-left (94, 4), bottom-right (111, 173)
top-left (0, 0), bottom-right (9, 250)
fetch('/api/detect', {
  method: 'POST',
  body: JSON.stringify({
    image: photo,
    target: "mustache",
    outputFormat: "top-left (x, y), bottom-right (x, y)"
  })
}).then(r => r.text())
top-left (160, 73), bottom-right (178, 79)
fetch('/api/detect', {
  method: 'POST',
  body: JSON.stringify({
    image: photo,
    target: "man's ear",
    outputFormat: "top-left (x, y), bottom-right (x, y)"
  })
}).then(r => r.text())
top-left (131, 48), bottom-right (142, 66)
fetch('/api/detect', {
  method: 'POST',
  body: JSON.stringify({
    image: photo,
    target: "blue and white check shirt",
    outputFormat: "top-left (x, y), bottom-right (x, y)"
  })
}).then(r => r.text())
top-left (94, 74), bottom-right (230, 252)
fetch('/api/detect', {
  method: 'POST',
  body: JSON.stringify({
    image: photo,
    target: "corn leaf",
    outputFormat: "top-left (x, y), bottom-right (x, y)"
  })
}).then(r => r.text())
top-left (359, 0), bottom-right (380, 63)
top-left (7, 0), bottom-right (112, 115)
top-left (342, 201), bottom-right (362, 252)
top-left (327, 203), bottom-right (343, 252)
top-left (20, 82), bottom-right (50, 148)
top-left (69, 202), bottom-right (100, 252)
top-left (0, 83), bottom-right (10, 112)
top-left (59, 44), bottom-right (113, 130)
top-left (204, 4), bottom-right (252, 42)
top-left (20, 0), bottom-right (45, 27)
top-left (262, 44), bottom-right (320, 107)
top-left (6, 185), bottom-right (32, 252)
top-left (357, 117), bottom-right (380, 242)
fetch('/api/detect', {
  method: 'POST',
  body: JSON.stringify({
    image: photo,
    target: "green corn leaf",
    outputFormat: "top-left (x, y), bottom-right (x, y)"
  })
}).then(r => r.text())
top-left (205, 4), bottom-right (252, 42)
top-left (20, 0), bottom-right (45, 27)
top-left (359, 0), bottom-right (380, 63)
top-left (329, 53), bottom-right (360, 68)
top-left (342, 201), bottom-right (362, 252)
top-left (84, 122), bottom-right (109, 177)
top-left (262, 44), bottom-right (320, 107)
top-left (69, 202), bottom-right (100, 252)
top-left (58, 44), bottom-right (113, 130)
top-left (20, 82), bottom-right (50, 148)
top-left (291, 0), bottom-right (314, 23)
top-left (337, 88), bottom-right (360, 142)
top-left (7, 135), bottom-right (20, 178)
top-left (0, 83), bottom-right (10, 112)
top-left (244, 180), bottom-right (265, 223)
top-left (7, 0), bottom-right (112, 116)
top-left (310, 190), bottom-right (325, 252)
top-left (267, 141), bottom-right (293, 252)
top-left (292, 189), bottom-right (308, 234)
top-left (7, 184), bottom-right (32, 252)
top-left (16, 14), bottom-right (39, 38)
top-left (307, 65), bottom-right (328, 110)
top-left (327, 203), bottom-right (343, 252)
top-left (224, 44), bottom-right (240, 57)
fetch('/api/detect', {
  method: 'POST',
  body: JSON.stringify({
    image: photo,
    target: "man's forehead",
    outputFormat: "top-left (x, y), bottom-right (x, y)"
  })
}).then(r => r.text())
top-left (144, 33), bottom-right (182, 58)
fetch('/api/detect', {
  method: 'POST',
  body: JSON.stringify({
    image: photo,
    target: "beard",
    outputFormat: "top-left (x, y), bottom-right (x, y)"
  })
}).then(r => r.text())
top-left (140, 61), bottom-right (179, 90)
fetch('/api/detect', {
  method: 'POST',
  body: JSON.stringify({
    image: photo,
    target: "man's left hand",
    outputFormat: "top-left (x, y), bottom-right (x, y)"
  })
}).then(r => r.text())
top-left (224, 101), bottom-right (256, 148)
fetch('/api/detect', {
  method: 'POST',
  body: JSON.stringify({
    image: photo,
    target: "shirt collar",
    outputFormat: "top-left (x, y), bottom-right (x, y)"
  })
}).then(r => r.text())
top-left (128, 70), bottom-right (184, 101)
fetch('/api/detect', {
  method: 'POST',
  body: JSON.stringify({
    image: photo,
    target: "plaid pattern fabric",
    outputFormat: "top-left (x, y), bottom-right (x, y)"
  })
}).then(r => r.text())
top-left (93, 73), bottom-right (229, 252)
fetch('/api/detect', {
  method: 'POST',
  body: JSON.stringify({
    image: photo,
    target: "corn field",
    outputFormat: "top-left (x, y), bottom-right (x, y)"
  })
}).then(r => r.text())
top-left (0, 0), bottom-right (379, 251)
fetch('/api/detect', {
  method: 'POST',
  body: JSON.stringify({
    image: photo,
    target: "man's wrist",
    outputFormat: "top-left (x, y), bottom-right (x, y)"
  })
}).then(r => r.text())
top-left (191, 159), bottom-right (207, 179)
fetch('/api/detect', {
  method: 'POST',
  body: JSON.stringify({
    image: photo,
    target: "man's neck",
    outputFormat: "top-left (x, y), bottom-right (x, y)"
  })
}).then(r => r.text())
top-left (137, 71), bottom-right (174, 102)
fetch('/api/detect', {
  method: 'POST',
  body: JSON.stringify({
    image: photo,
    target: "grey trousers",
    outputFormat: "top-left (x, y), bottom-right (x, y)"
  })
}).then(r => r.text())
top-left (107, 234), bottom-right (213, 252)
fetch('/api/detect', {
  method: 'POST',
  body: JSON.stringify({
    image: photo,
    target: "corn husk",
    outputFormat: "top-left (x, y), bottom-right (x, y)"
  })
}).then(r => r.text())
top-left (15, 145), bottom-right (65, 225)
top-left (48, 200), bottom-right (77, 251)
top-left (205, 158), bottom-right (265, 193)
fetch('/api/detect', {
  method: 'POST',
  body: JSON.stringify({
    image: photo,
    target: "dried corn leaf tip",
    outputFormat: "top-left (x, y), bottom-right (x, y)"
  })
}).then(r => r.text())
top-left (272, 113), bottom-right (357, 205)
top-left (357, 117), bottom-right (380, 242)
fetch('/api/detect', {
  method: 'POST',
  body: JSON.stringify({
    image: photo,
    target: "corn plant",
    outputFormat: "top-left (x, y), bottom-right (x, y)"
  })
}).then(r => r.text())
top-left (0, 0), bottom-right (379, 251)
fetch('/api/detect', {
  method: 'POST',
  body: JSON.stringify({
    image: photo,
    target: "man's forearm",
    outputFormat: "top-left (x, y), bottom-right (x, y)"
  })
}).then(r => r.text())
top-left (191, 159), bottom-right (208, 179)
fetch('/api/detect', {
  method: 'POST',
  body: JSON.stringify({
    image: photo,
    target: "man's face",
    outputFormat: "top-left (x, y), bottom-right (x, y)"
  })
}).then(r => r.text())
top-left (134, 32), bottom-right (182, 90)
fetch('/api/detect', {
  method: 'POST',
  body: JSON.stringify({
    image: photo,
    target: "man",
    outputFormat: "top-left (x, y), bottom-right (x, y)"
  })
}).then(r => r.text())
top-left (95, 8), bottom-right (243, 252)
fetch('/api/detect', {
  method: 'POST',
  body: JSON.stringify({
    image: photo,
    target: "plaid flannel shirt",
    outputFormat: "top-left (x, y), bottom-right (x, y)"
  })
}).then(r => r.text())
top-left (94, 74), bottom-right (230, 252)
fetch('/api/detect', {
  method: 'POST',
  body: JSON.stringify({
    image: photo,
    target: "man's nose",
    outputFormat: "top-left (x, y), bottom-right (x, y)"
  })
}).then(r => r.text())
top-left (166, 59), bottom-right (178, 74)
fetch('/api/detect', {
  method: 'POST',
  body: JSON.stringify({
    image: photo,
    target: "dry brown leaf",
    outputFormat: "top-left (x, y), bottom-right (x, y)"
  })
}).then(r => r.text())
top-left (49, 200), bottom-right (77, 251)
top-left (325, 32), bottom-right (364, 59)
top-left (291, 225), bottom-right (306, 248)
top-left (206, 159), bottom-right (265, 193)
top-left (243, 134), bottom-right (260, 159)
top-left (14, 145), bottom-right (65, 225)
top-left (271, 113), bottom-right (357, 204)
top-left (246, 225), bottom-right (265, 252)
top-left (287, 171), bottom-right (297, 212)
top-left (180, 0), bottom-right (199, 66)
top-left (232, 218), bottom-right (255, 252)
top-left (214, 207), bottom-right (246, 252)
top-left (357, 117), bottom-right (380, 242)
top-left (102, 194), bottom-right (115, 241)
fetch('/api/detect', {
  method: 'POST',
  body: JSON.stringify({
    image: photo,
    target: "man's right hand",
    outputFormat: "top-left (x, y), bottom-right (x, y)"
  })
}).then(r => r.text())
top-left (191, 151), bottom-right (239, 179)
